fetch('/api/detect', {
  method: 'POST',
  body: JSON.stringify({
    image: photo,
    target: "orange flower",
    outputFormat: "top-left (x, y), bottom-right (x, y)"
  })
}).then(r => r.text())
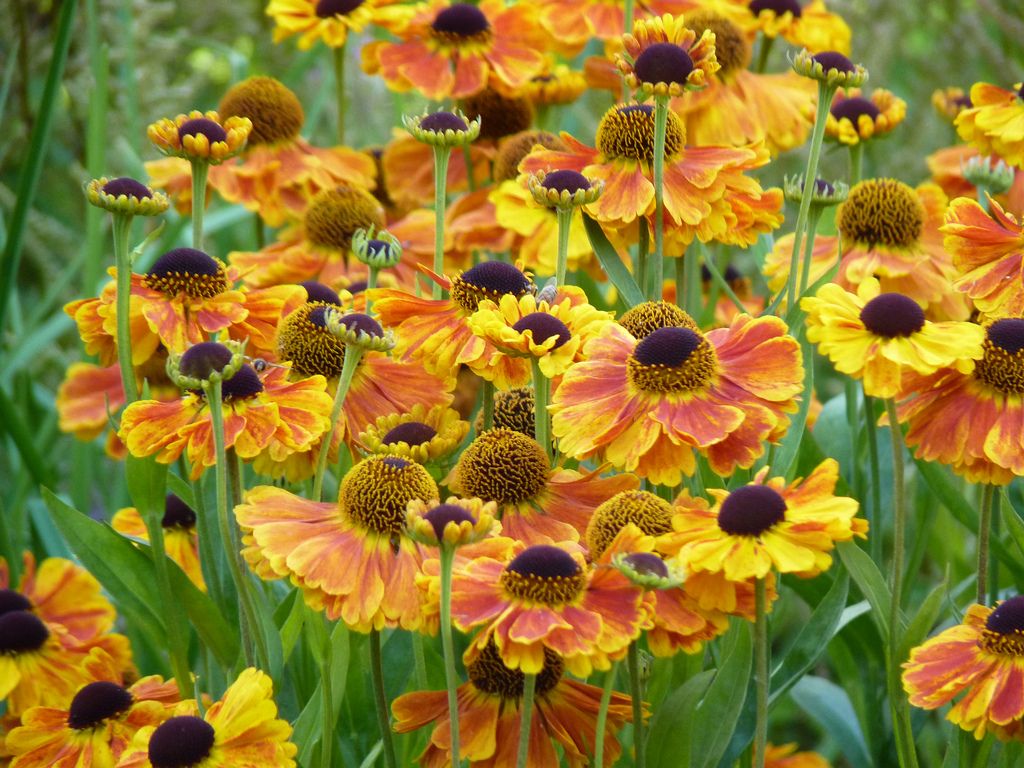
top-left (361, 0), bottom-right (546, 100)
top-left (955, 81), bottom-right (1024, 168)
top-left (380, 130), bottom-right (493, 212)
top-left (539, 0), bottom-right (685, 44)
top-left (112, 495), bottom-right (206, 592)
top-left (267, 0), bottom-right (406, 50)
top-left (393, 639), bottom-right (636, 767)
top-left (551, 316), bottom-right (803, 487)
top-left (747, 0), bottom-right (851, 54)
top-left (616, 13), bottom-right (720, 98)
top-left (764, 742), bottom-right (831, 768)
top-left (450, 541), bottom-right (646, 675)
top-left (903, 598), bottom-right (1024, 740)
top-left (927, 145), bottom-right (1024, 216)
top-left (118, 363), bottom-right (333, 480)
top-left (236, 456), bottom-right (439, 631)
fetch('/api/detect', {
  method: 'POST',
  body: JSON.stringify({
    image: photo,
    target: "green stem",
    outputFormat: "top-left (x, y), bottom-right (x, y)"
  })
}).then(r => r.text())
top-left (190, 160), bottom-right (209, 251)
top-left (253, 213), bottom-right (265, 249)
top-left (702, 252), bottom-right (746, 314)
top-left (411, 632), bottom-right (428, 692)
top-left (978, 484), bottom-right (995, 604)
top-left (649, 95), bottom-right (669, 301)
top-left (990, 492), bottom-right (1001, 606)
top-left (112, 214), bottom-right (138, 405)
top-left (432, 146), bottom-right (452, 300)
top-left (320, 621), bottom-right (334, 768)
top-left (594, 664), bottom-right (617, 767)
top-left (864, 393), bottom-right (883, 565)
top-left (848, 142), bottom-right (864, 185)
top-left (333, 43), bottom-right (346, 144)
top-left (365, 266), bottom-right (379, 315)
top-left (531, 358), bottom-right (551, 460)
top-left (674, 254), bottom-right (686, 311)
top-left (753, 577), bottom-right (769, 768)
top-left (636, 219), bottom-right (649, 297)
top-left (482, 379), bottom-right (494, 432)
top-left (797, 207), bottom-right (823, 300)
top-left (784, 80), bottom-right (835, 312)
top-left (439, 545), bottom-right (462, 767)
top-left (684, 240), bottom-right (701, 319)
top-left (555, 207), bottom-right (573, 286)
top-left (623, 0), bottom-right (634, 34)
top-left (754, 34), bottom-right (775, 74)
top-left (516, 673), bottom-right (537, 768)
top-left (628, 643), bottom-right (645, 768)
top-left (370, 629), bottom-right (398, 768)
top-left (312, 347), bottom-right (364, 501)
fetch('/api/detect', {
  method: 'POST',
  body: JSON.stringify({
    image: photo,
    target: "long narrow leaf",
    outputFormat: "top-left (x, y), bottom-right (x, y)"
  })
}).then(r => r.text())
top-left (582, 214), bottom-right (644, 307)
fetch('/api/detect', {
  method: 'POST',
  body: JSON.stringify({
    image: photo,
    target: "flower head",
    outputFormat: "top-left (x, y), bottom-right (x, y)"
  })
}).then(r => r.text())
top-left (357, 403), bottom-right (469, 464)
top-left (616, 14), bottom-right (720, 97)
top-left (86, 177), bottom-right (169, 217)
top-left (267, 0), bottom-right (392, 50)
top-left (527, 169), bottom-right (603, 209)
top-left (792, 49), bottom-right (867, 88)
top-left (112, 495), bottom-right (206, 592)
top-left (406, 496), bottom-right (499, 547)
top-left (147, 111), bottom-right (252, 163)
top-left (325, 309), bottom-right (396, 352)
top-left (352, 226), bottom-right (403, 269)
top-left (404, 109), bottom-right (482, 147)
top-left (933, 86), bottom-right (973, 123)
top-left (956, 81), bottom-right (1024, 168)
top-left (748, 0), bottom-right (851, 55)
top-left (825, 87), bottom-right (906, 146)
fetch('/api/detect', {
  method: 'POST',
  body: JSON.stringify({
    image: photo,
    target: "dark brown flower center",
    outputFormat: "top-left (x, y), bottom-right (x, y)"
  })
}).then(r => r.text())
top-left (304, 186), bottom-right (384, 253)
top-left (144, 248), bottom-right (229, 299)
top-left (634, 42), bottom-right (695, 86)
top-left (219, 364), bottom-right (265, 400)
top-left (67, 681), bottom-right (134, 729)
top-left (484, 386), bottom-right (534, 437)
top-left (586, 490), bottom-right (673, 559)
top-left (628, 326), bottom-right (718, 392)
top-left (335, 312), bottom-right (384, 338)
top-left (981, 596), bottom-right (1024, 656)
top-left (431, 4), bottom-right (491, 39)
top-left (623, 552), bottom-right (669, 578)
top-left (975, 318), bottom-right (1024, 395)
top-left (450, 262), bottom-right (531, 313)
top-left (541, 170), bottom-right (591, 194)
top-left (831, 97), bottom-right (881, 124)
top-left (219, 76), bottom-right (304, 146)
top-left (177, 117), bottom-right (227, 145)
top-left (468, 640), bottom-right (563, 698)
top-left (512, 313), bottom-right (571, 350)
top-left (749, 0), bottom-right (802, 15)
top-left (812, 51), bottom-right (855, 74)
top-left (460, 89), bottom-right (533, 142)
top-left (859, 293), bottom-right (925, 338)
top-left (382, 421), bottom-right (437, 446)
top-left (717, 485), bottom-right (787, 536)
top-left (278, 302), bottom-right (347, 378)
top-left (455, 429), bottom-right (549, 505)
top-left (492, 130), bottom-right (565, 183)
top-left (300, 281), bottom-right (342, 306)
top-left (315, 0), bottom-right (364, 17)
top-left (148, 716), bottom-right (216, 768)
top-left (837, 179), bottom-right (923, 249)
top-left (0, 589), bottom-right (32, 616)
top-left (0, 610), bottom-right (49, 654)
top-left (341, 456), bottom-right (438, 537)
top-left (180, 342), bottom-right (233, 380)
top-left (596, 104), bottom-right (685, 163)
top-left (618, 301), bottom-right (699, 340)
top-left (423, 503), bottom-right (477, 540)
top-left (685, 12), bottom-right (749, 76)
top-left (163, 493), bottom-right (198, 529)
top-left (420, 111), bottom-right (470, 133)
top-left (500, 545), bottom-right (587, 605)
top-left (102, 177), bottom-right (152, 199)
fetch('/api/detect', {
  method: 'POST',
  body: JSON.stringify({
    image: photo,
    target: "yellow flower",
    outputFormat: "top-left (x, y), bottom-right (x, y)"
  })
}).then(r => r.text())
top-left (267, 0), bottom-right (402, 50)
top-left (825, 87), bottom-right (906, 146)
top-left (616, 13), bottom-right (720, 98)
top-left (406, 496), bottom-right (500, 548)
top-left (956, 81), bottom-right (1024, 168)
top-left (147, 111), bottom-right (252, 164)
top-left (357, 403), bottom-right (469, 464)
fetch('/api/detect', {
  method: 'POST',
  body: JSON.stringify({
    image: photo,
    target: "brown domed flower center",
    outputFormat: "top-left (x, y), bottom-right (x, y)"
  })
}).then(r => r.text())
top-left (500, 545), bottom-right (587, 605)
top-left (596, 104), bottom-right (685, 163)
top-left (859, 293), bottom-right (925, 338)
top-left (717, 485), bottom-right (787, 536)
top-left (67, 681), bottom-right (134, 729)
top-left (686, 12), bottom-right (750, 76)
top-left (812, 51), bottom-right (855, 74)
top-left (278, 302), bottom-right (347, 378)
top-left (837, 179), bottom-right (924, 249)
top-left (382, 421), bottom-right (437, 446)
top-left (340, 456), bottom-right (438, 537)
top-left (335, 312), bottom-right (384, 338)
top-left (541, 170), bottom-right (591, 195)
top-left (143, 248), bottom-right (229, 299)
top-left (975, 318), bottom-right (1024, 395)
top-left (305, 186), bottom-right (385, 253)
top-left (468, 640), bottom-right (563, 698)
top-left (586, 490), bottom-right (674, 558)
top-left (493, 130), bottom-right (565, 183)
top-left (300, 281), bottom-right (342, 306)
top-left (178, 117), bottom-right (228, 145)
top-left (512, 312), bottom-right (572, 350)
top-left (219, 76), bottom-right (304, 146)
top-left (424, 503), bottom-right (477, 540)
top-left (450, 261), bottom-right (532, 313)
top-left (0, 589), bottom-right (32, 616)
top-left (316, 0), bottom-right (364, 17)
top-left (831, 96), bottom-right (881, 125)
top-left (627, 326), bottom-right (718, 393)
top-left (487, 386), bottom-right (535, 436)
top-left (634, 42), bottom-right (695, 86)
top-left (180, 341), bottom-right (234, 380)
top-left (981, 595), bottom-right (1024, 656)
top-left (218, 364), bottom-right (265, 401)
top-left (749, 0), bottom-right (802, 16)
top-left (455, 428), bottom-right (549, 505)
top-left (0, 610), bottom-right (49, 654)
top-left (619, 301), bottom-right (699, 340)
top-left (148, 716), bottom-right (216, 768)
top-left (460, 89), bottom-right (533, 142)
top-left (163, 493), bottom-right (198, 529)
top-left (102, 177), bottom-right (152, 200)
top-left (431, 4), bottom-right (491, 42)
top-left (420, 111), bottom-right (470, 133)
top-left (623, 552), bottom-right (670, 578)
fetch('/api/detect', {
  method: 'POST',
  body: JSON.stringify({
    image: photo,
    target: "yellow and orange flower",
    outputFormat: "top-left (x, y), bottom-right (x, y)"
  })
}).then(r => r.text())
top-left (956, 81), bottom-right (1024, 168)
top-left (539, 0), bottom-right (686, 45)
top-left (746, 0), bottom-right (850, 54)
top-left (903, 597), bottom-right (1024, 740)
top-left (379, 130), bottom-right (494, 213)
top-left (942, 195), bottom-right (1024, 319)
top-left (616, 14), bottom-right (720, 98)
top-left (551, 315), bottom-right (803, 487)
top-left (926, 146), bottom-right (1024, 216)
top-left (522, 61), bottom-right (587, 107)
top-left (267, 0), bottom-right (405, 49)
top-left (825, 87), bottom-right (906, 146)
top-left (933, 86), bottom-right (973, 123)
top-left (666, 459), bottom-right (865, 581)
top-left (764, 742), bottom-right (831, 768)
top-left (394, 639), bottom-right (636, 767)
top-left (450, 541), bottom-right (646, 675)
top-left (114, 668), bottom-right (297, 768)
top-left (357, 403), bottom-right (469, 464)
top-left (236, 456), bottom-right (439, 631)
top-left (147, 111), bottom-right (252, 164)
top-left (112, 494), bottom-right (206, 592)
top-left (802, 277), bottom-right (985, 398)
top-left (896, 318), bottom-right (1024, 485)
top-left (118, 362), bottom-right (333, 479)
top-left (361, 0), bottom-right (546, 100)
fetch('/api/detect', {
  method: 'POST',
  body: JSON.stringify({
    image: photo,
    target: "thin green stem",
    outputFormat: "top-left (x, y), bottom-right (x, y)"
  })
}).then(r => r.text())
top-left (797, 207), bottom-right (823, 300)
top-left (516, 673), bottom-right (537, 768)
top-left (439, 545), bottom-right (462, 767)
top-left (313, 347), bottom-right (364, 501)
top-left (636, 219), bottom-right (649, 296)
top-left (623, 0), bottom-right (635, 35)
top-left (532, 358), bottom-right (551, 460)
top-left (432, 146), bottom-right (452, 300)
top-left (482, 379), bottom-right (494, 432)
top-left (370, 629), bottom-right (398, 768)
top-left (628, 643), bottom-right (645, 768)
top-left (784, 81), bottom-right (835, 312)
top-left (555, 207), bottom-right (573, 286)
top-left (365, 266), bottom-right (379, 315)
top-left (253, 213), bottom-right (265, 249)
top-left (674, 255), bottom-right (686, 311)
top-left (848, 142), bottom-right (864, 185)
top-left (754, 34), bottom-right (775, 73)
top-left (684, 240), bottom-right (701, 319)
top-left (411, 633), bottom-right (428, 692)
top-left (990, 492), bottom-right (1001, 606)
top-left (753, 577), bottom-right (769, 768)
top-left (112, 214), bottom-right (138, 405)
top-left (320, 620), bottom-right (334, 768)
top-left (978, 484), bottom-right (995, 604)
top-left (649, 95), bottom-right (669, 301)
top-left (594, 663), bottom-right (617, 767)
top-left (190, 161), bottom-right (209, 250)
top-left (702, 251), bottom-right (746, 314)
top-left (864, 393), bottom-right (883, 565)
top-left (333, 43), bottom-right (346, 144)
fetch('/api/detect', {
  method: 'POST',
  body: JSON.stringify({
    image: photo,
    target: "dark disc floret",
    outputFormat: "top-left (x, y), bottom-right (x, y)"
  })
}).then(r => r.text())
top-left (0, 610), bottom-right (50, 654)
top-left (420, 111), bottom-right (469, 133)
top-left (346, 280), bottom-right (368, 293)
top-left (634, 326), bottom-right (703, 367)
top-left (300, 281), bottom-right (342, 306)
top-left (149, 248), bottom-right (221, 279)
top-left (163, 494), bottom-right (198, 529)
top-left (382, 456), bottom-right (410, 470)
top-left (220, 364), bottom-right (264, 400)
top-left (0, 589), bottom-right (32, 617)
top-left (315, 0), bottom-right (364, 16)
top-left (102, 177), bottom-right (152, 200)
top-left (308, 305), bottom-right (333, 329)
top-left (512, 313), bottom-right (571, 350)
top-left (623, 552), bottom-right (670, 579)
top-left (179, 342), bottom-right (233, 380)
top-left (506, 544), bottom-right (581, 579)
top-left (431, 3), bottom-right (490, 36)
top-left (461, 261), bottom-right (532, 295)
top-left (987, 318), bottom-right (1024, 354)
top-left (367, 239), bottom-right (393, 259)
top-left (831, 97), bottom-right (881, 124)
top-left (634, 42), bottom-right (695, 86)
top-left (336, 312), bottom-right (384, 338)
top-left (859, 293), bottom-right (925, 338)
top-left (814, 178), bottom-right (834, 195)
top-left (424, 503), bottom-right (477, 540)
top-left (178, 117), bottom-right (228, 145)
top-left (987, 595), bottom-right (1024, 634)
top-left (541, 170), bottom-right (591, 194)
top-left (749, 0), bottom-right (802, 16)
top-left (812, 51), bottom-right (855, 73)
top-left (148, 716), bottom-right (216, 768)
top-left (717, 485), bottom-right (787, 536)
top-left (67, 681), bottom-right (134, 729)
top-left (382, 421), bottom-right (437, 446)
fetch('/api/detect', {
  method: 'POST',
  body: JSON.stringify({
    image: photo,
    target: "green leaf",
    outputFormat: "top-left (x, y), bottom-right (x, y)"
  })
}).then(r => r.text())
top-left (646, 670), bottom-right (715, 768)
top-left (791, 676), bottom-right (873, 768)
top-left (692, 620), bottom-right (754, 768)
top-left (294, 621), bottom-right (353, 766)
top-left (899, 578), bottom-right (948, 662)
top-left (582, 214), bottom-right (645, 308)
top-left (837, 542), bottom-right (893, 639)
